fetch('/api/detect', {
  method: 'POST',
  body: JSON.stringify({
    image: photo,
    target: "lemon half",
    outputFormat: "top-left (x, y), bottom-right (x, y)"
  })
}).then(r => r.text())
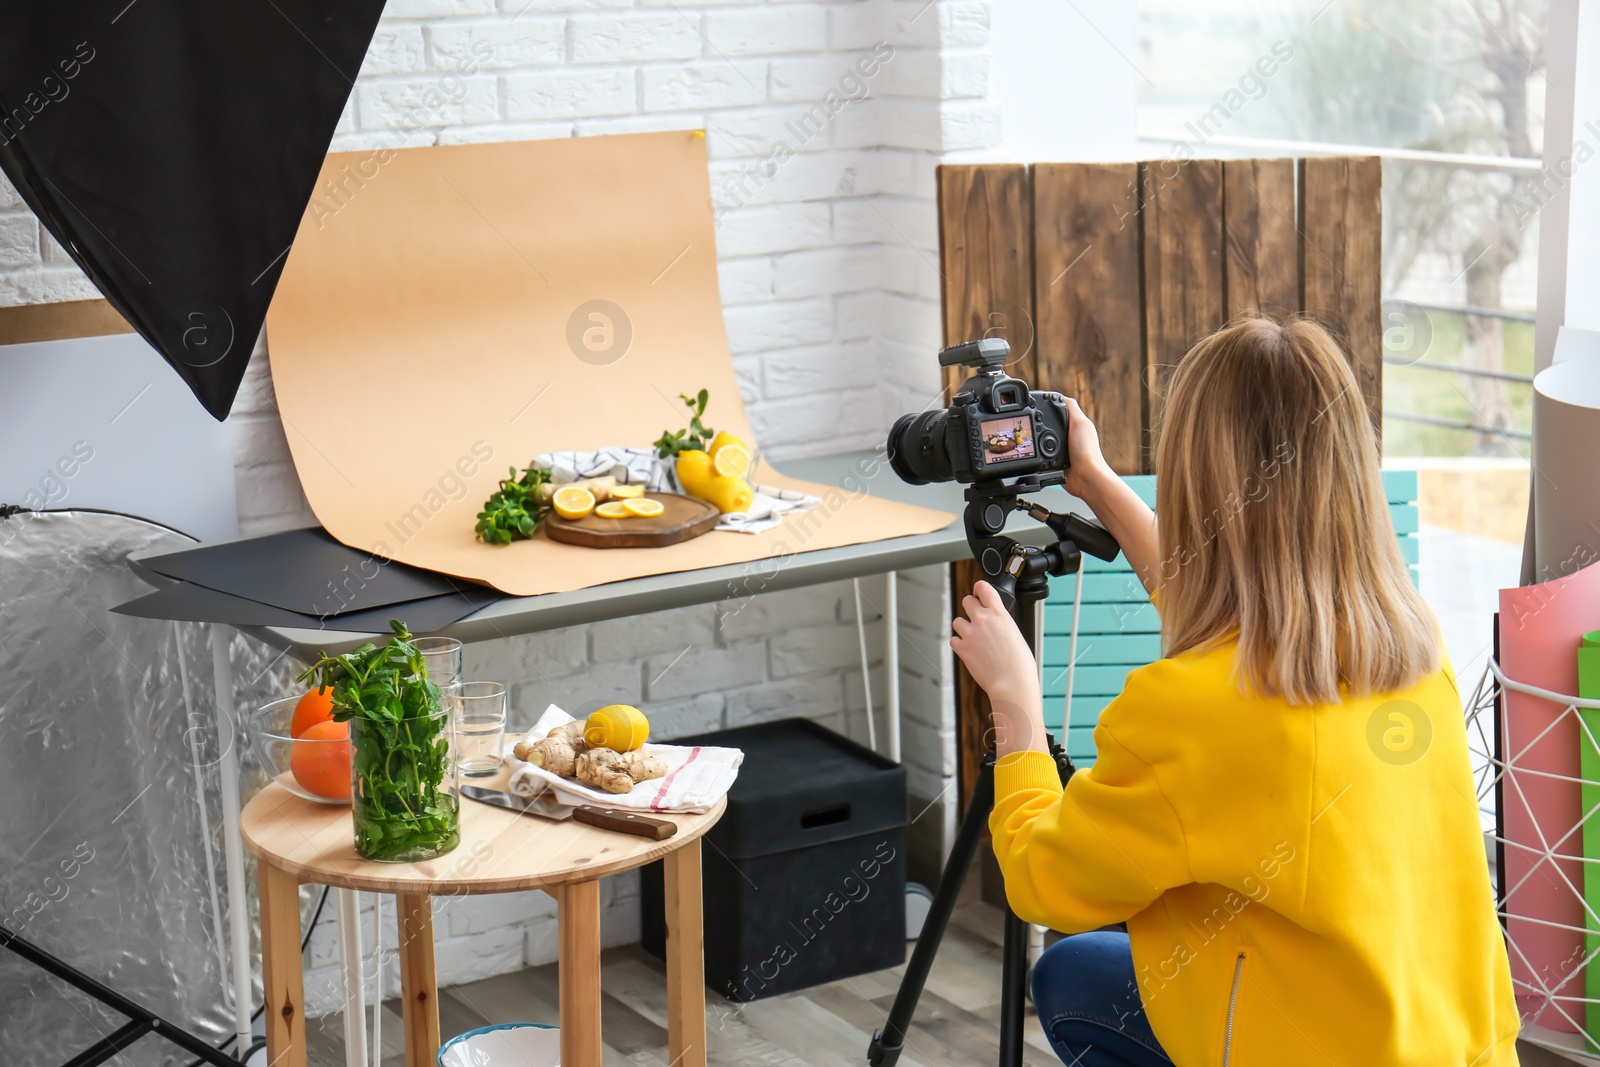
top-left (551, 485), bottom-right (596, 520)
top-left (712, 443), bottom-right (752, 479)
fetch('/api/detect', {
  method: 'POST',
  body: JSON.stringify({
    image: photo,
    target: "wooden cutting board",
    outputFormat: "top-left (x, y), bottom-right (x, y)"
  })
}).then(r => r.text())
top-left (543, 492), bottom-right (720, 549)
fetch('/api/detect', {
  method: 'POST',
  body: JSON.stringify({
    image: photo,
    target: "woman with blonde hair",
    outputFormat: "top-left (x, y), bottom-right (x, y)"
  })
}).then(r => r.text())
top-left (951, 317), bottom-right (1518, 1066)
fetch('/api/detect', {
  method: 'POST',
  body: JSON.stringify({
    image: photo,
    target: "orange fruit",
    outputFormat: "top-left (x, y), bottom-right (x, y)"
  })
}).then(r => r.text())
top-left (290, 719), bottom-right (351, 800)
top-left (291, 687), bottom-right (336, 738)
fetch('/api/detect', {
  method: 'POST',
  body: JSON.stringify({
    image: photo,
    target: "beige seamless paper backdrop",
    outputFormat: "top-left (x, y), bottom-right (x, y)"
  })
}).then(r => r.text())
top-left (266, 132), bottom-right (953, 596)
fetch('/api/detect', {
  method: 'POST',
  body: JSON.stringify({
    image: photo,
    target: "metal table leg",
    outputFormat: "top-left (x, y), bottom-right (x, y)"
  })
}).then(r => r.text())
top-left (336, 890), bottom-right (368, 1067)
top-left (210, 623), bottom-right (254, 1057)
top-left (886, 570), bottom-right (900, 763)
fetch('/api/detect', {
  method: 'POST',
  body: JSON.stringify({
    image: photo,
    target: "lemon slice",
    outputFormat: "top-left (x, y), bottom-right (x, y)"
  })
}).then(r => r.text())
top-left (713, 443), bottom-right (752, 479)
top-left (595, 500), bottom-right (632, 519)
top-left (623, 497), bottom-right (665, 518)
top-left (551, 485), bottom-right (596, 520)
top-left (610, 484), bottom-right (645, 499)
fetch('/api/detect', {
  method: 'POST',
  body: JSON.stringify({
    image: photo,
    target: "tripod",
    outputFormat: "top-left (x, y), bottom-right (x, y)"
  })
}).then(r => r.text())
top-left (868, 472), bottom-right (1120, 1067)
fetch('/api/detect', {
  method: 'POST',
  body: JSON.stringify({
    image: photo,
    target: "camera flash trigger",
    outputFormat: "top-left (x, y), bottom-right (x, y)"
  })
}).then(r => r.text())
top-left (938, 337), bottom-right (1011, 368)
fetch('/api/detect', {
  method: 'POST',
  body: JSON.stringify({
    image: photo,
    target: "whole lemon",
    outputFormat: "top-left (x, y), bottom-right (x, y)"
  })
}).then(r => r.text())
top-left (584, 705), bottom-right (650, 752)
top-left (701, 475), bottom-right (754, 514)
top-left (675, 450), bottom-right (714, 492)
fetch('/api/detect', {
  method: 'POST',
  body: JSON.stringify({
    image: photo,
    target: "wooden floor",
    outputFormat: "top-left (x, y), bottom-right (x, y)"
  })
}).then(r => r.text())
top-left (302, 891), bottom-right (1061, 1067)
top-left (299, 889), bottom-right (1575, 1067)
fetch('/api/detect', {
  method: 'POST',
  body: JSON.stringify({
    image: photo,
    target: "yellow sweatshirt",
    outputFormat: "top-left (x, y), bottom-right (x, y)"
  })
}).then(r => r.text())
top-left (991, 640), bottom-right (1519, 1066)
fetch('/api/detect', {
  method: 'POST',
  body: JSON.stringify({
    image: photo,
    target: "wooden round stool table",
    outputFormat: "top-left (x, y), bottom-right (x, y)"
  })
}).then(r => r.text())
top-left (240, 777), bottom-right (724, 1067)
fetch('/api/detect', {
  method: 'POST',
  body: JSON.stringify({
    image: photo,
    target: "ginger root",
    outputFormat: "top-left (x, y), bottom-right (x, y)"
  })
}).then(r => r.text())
top-left (548, 720), bottom-right (587, 745)
top-left (514, 736), bottom-right (581, 777)
top-left (537, 476), bottom-right (616, 504)
top-left (513, 720), bottom-right (590, 777)
top-left (576, 747), bottom-right (668, 794)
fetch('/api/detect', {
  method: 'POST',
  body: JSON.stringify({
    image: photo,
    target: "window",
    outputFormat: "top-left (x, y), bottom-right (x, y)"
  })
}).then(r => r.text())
top-left (1140, 0), bottom-right (1546, 460)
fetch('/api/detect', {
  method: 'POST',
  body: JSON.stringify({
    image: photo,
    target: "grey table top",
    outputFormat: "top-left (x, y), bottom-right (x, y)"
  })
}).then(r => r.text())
top-left (215, 450), bottom-right (1078, 659)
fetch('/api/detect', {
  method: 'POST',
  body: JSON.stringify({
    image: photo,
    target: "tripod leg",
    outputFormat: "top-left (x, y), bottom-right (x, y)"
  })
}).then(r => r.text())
top-left (868, 757), bottom-right (996, 1066)
top-left (1000, 909), bottom-right (1030, 1066)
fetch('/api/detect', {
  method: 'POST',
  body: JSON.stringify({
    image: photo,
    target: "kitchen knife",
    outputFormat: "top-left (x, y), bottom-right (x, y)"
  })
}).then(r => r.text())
top-left (461, 785), bottom-right (677, 840)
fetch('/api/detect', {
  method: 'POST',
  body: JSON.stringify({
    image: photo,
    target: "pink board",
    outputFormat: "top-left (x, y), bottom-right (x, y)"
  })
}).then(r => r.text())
top-left (1499, 557), bottom-right (1600, 1031)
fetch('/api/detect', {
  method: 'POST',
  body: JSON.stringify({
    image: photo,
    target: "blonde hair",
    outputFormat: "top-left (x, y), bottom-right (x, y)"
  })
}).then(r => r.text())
top-left (1153, 315), bottom-right (1437, 705)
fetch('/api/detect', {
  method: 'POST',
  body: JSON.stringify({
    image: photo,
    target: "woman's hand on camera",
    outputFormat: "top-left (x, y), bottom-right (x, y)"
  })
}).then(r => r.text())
top-left (951, 581), bottom-right (1047, 755)
top-left (1058, 397), bottom-right (1162, 594)
top-left (1062, 397), bottom-right (1115, 502)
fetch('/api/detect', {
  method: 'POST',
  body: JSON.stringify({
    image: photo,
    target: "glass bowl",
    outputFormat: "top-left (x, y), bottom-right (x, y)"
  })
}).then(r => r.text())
top-left (248, 695), bottom-right (353, 806)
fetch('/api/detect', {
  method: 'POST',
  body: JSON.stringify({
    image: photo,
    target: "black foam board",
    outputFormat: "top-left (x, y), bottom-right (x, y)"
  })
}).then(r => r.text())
top-left (139, 527), bottom-right (475, 616)
top-left (113, 581), bottom-right (498, 635)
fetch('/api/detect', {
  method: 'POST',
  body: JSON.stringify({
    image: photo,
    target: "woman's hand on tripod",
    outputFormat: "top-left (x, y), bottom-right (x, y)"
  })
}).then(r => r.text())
top-left (952, 580), bottom-right (1048, 756)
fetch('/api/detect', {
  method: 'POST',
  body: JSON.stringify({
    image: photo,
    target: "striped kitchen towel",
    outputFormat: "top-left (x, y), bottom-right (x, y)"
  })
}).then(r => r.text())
top-left (503, 705), bottom-right (743, 813)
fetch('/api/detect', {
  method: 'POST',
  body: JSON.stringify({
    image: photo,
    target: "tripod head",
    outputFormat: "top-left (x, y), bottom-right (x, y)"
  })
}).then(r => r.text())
top-left (962, 472), bottom-right (1121, 612)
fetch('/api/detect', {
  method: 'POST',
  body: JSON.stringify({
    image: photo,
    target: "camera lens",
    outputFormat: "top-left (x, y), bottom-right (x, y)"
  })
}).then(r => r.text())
top-left (887, 411), bottom-right (955, 485)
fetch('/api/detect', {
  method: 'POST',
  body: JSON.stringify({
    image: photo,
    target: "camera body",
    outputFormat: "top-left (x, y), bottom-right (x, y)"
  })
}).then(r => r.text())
top-left (888, 338), bottom-right (1070, 486)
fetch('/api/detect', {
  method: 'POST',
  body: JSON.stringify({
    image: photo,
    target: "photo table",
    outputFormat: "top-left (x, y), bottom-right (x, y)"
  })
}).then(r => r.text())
top-left (240, 767), bottom-right (724, 1067)
top-left (125, 451), bottom-right (1087, 1066)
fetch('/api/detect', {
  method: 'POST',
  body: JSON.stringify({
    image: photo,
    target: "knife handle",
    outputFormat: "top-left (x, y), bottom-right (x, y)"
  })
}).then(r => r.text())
top-left (572, 805), bottom-right (678, 840)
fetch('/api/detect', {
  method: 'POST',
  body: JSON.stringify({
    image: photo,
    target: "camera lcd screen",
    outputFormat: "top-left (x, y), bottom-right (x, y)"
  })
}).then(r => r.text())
top-left (980, 415), bottom-right (1034, 465)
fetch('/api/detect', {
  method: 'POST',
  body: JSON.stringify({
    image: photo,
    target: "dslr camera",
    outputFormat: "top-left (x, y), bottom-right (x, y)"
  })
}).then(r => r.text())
top-left (887, 338), bottom-right (1069, 485)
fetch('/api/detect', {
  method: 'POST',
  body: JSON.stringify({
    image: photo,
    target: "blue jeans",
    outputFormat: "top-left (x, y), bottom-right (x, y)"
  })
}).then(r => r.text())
top-left (1031, 931), bottom-right (1173, 1067)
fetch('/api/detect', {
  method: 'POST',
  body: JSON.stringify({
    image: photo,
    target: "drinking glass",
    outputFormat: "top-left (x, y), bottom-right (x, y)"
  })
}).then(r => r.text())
top-left (413, 636), bottom-right (463, 688)
top-left (446, 681), bottom-right (508, 778)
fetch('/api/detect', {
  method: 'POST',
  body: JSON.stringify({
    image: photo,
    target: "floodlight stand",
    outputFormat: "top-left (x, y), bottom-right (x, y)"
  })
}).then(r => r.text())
top-left (867, 478), bottom-right (1117, 1067)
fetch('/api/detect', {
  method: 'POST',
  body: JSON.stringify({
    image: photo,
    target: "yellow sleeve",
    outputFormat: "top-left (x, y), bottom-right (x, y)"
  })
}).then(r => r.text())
top-left (989, 730), bottom-right (1193, 932)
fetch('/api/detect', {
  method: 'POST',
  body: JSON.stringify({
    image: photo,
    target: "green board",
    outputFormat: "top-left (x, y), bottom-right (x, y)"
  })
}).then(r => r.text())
top-left (1579, 630), bottom-right (1600, 1041)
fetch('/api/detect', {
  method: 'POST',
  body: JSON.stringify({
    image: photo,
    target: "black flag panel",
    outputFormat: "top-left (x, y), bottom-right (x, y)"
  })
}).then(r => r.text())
top-left (0, 1), bottom-right (386, 419)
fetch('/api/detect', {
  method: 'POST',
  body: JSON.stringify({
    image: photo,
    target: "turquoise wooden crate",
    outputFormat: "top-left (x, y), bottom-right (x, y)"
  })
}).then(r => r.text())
top-left (1037, 470), bottom-right (1421, 767)
top-left (1041, 633), bottom-right (1161, 666)
top-left (1044, 602), bottom-right (1161, 634)
top-left (1040, 696), bottom-right (1116, 725)
top-left (1042, 664), bottom-right (1137, 698)
top-left (1036, 724), bottom-right (1099, 763)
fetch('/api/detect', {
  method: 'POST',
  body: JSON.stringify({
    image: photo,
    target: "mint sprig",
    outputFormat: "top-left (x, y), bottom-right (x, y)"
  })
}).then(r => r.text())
top-left (653, 389), bottom-right (716, 458)
top-left (475, 463), bottom-right (551, 545)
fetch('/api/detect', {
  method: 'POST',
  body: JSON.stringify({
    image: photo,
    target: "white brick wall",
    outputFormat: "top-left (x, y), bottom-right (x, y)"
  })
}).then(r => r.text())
top-left (0, 0), bottom-right (994, 1005)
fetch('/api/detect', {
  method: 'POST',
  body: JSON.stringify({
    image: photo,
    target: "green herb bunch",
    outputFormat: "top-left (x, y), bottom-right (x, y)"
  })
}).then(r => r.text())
top-left (475, 463), bottom-right (552, 545)
top-left (297, 619), bottom-right (459, 862)
top-left (652, 389), bottom-right (716, 458)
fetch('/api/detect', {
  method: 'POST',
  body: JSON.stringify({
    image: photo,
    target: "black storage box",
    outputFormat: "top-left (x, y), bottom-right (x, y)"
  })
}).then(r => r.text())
top-left (641, 717), bottom-right (907, 1002)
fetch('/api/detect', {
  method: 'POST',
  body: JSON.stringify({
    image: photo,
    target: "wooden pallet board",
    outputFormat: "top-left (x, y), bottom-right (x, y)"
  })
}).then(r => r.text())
top-left (1033, 162), bottom-right (1145, 475)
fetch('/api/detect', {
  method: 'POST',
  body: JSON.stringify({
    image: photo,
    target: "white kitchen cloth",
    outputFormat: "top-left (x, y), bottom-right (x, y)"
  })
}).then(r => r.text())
top-left (656, 463), bottom-right (821, 535)
top-left (534, 447), bottom-right (665, 488)
top-left (503, 705), bottom-right (743, 813)
top-left (720, 482), bottom-right (821, 535)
